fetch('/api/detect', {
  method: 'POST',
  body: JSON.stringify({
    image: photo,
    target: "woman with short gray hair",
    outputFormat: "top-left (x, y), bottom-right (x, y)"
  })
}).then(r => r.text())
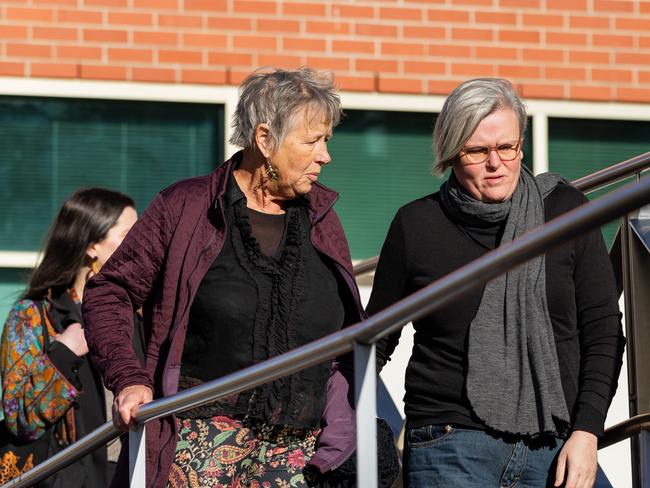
top-left (367, 77), bottom-right (624, 488)
top-left (83, 67), bottom-right (375, 487)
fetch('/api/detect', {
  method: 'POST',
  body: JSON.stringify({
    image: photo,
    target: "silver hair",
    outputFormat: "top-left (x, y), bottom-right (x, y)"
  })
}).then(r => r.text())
top-left (229, 66), bottom-right (342, 152)
top-left (433, 78), bottom-right (527, 174)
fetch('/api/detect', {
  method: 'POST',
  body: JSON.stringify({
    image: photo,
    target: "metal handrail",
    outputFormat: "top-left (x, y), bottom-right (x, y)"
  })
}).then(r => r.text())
top-left (4, 166), bottom-right (650, 488)
top-left (352, 151), bottom-right (650, 277)
top-left (599, 414), bottom-right (650, 450)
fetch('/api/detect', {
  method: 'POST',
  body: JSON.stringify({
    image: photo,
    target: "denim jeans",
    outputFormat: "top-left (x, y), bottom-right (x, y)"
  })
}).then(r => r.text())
top-left (404, 424), bottom-right (562, 488)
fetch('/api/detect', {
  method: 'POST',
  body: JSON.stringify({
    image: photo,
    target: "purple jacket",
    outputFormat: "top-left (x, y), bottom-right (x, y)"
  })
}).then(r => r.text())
top-left (83, 153), bottom-right (365, 488)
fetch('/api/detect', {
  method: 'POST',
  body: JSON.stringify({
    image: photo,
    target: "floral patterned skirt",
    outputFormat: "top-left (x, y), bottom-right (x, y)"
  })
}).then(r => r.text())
top-left (166, 416), bottom-right (319, 488)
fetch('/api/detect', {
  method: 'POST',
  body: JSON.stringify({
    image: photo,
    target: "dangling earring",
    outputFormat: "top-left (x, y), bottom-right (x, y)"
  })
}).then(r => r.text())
top-left (91, 256), bottom-right (101, 275)
top-left (265, 159), bottom-right (280, 184)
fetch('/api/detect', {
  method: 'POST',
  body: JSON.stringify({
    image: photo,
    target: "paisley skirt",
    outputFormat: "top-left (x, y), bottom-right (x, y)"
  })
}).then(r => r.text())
top-left (166, 416), bottom-right (319, 488)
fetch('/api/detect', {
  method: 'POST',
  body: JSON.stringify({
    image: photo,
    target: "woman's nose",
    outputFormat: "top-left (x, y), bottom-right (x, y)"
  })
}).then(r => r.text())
top-left (485, 149), bottom-right (502, 170)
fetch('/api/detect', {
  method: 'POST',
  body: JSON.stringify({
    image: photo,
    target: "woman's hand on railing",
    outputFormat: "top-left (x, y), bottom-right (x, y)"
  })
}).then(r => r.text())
top-left (554, 430), bottom-right (598, 488)
top-left (113, 384), bottom-right (153, 431)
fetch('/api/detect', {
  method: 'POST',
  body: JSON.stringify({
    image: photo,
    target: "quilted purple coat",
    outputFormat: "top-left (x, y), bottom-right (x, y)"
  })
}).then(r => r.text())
top-left (82, 152), bottom-right (366, 488)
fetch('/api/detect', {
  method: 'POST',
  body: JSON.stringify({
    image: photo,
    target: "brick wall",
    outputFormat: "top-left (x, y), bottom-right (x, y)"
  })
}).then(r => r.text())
top-left (2, 0), bottom-right (650, 102)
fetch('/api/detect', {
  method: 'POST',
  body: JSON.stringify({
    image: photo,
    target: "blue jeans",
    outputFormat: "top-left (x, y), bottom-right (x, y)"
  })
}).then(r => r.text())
top-left (404, 424), bottom-right (562, 487)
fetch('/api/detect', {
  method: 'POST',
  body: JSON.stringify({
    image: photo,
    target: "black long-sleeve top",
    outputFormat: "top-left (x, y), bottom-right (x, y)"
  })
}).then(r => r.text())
top-left (366, 184), bottom-right (625, 437)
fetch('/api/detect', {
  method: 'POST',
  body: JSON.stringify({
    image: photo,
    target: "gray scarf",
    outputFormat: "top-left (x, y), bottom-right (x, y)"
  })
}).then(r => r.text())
top-left (440, 166), bottom-right (571, 437)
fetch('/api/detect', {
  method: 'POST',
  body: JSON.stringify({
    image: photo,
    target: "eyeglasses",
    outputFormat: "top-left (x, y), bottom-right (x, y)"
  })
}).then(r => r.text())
top-left (459, 141), bottom-right (521, 165)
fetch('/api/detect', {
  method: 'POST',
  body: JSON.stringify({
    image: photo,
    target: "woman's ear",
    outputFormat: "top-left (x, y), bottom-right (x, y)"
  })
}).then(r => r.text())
top-left (254, 123), bottom-right (272, 158)
top-left (86, 243), bottom-right (98, 263)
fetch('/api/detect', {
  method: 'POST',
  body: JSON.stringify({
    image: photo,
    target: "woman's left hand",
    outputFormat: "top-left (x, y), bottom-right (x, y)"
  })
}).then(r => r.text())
top-left (554, 430), bottom-right (598, 488)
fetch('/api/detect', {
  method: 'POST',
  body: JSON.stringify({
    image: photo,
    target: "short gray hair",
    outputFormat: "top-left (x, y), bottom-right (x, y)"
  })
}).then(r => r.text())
top-left (433, 78), bottom-right (527, 174)
top-left (229, 67), bottom-right (342, 152)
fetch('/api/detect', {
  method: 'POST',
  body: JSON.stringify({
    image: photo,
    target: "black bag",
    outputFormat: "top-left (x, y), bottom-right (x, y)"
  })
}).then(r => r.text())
top-left (0, 302), bottom-right (67, 486)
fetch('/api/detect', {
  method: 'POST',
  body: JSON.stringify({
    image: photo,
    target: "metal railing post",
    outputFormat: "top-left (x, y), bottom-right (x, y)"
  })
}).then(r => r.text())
top-left (641, 430), bottom-right (650, 488)
top-left (355, 341), bottom-right (378, 488)
top-left (129, 425), bottom-right (146, 487)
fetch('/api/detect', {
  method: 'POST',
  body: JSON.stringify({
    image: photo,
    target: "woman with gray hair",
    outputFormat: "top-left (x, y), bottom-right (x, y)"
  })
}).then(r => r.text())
top-left (367, 78), bottom-right (624, 488)
top-left (83, 67), bottom-right (368, 488)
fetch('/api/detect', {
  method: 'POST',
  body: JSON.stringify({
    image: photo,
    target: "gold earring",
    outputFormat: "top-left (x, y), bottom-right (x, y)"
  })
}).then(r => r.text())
top-left (265, 160), bottom-right (280, 183)
top-left (91, 256), bottom-right (101, 274)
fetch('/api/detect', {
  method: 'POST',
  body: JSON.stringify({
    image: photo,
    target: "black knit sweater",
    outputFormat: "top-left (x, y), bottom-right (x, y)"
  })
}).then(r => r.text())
top-left (366, 184), bottom-right (625, 438)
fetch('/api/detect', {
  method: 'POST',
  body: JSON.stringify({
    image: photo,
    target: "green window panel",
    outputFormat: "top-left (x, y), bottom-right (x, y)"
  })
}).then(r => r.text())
top-left (0, 97), bottom-right (224, 251)
top-left (322, 110), bottom-right (533, 260)
top-left (548, 117), bottom-right (650, 247)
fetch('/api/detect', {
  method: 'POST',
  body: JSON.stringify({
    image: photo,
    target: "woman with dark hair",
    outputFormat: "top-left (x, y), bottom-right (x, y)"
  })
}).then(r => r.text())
top-left (367, 78), bottom-right (624, 488)
top-left (0, 187), bottom-right (137, 486)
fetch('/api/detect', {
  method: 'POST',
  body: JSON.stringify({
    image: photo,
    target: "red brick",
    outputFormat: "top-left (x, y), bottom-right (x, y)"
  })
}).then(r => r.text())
top-left (57, 9), bottom-right (103, 23)
top-left (642, 2), bottom-right (650, 14)
top-left (617, 87), bottom-right (650, 102)
top-left (356, 58), bottom-right (399, 73)
top-left (639, 71), bottom-right (650, 83)
top-left (257, 19), bottom-right (300, 33)
top-left (57, 45), bottom-right (102, 60)
top-left (0, 25), bottom-right (28, 39)
top-left (32, 0), bottom-right (77, 5)
top-left (547, 0), bottom-right (587, 8)
top-left (427, 8), bottom-right (470, 22)
top-left (336, 75), bottom-right (375, 92)
top-left (0, 62), bottom-right (25, 76)
top-left (158, 14), bottom-right (202, 28)
top-left (641, 37), bottom-right (650, 49)
top-left (108, 12), bottom-right (153, 25)
top-left (616, 52), bottom-right (650, 65)
top-left (283, 37), bottom-right (326, 52)
top-left (208, 51), bottom-right (254, 65)
top-left (7, 43), bottom-right (52, 58)
top-left (184, 0), bottom-right (227, 9)
top-left (257, 55), bottom-right (302, 68)
top-left (306, 56), bottom-right (351, 71)
top-left (428, 79), bottom-right (463, 95)
top-left (84, 29), bottom-right (128, 42)
top-left (6, 7), bottom-right (55, 21)
top-left (80, 64), bottom-right (127, 80)
top-left (282, 2), bottom-right (326, 16)
top-left (498, 29), bottom-right (540, 43)
top-left (233, 0), bottom-right (276, 14)
top-left (545, 31), bottom-right (587, 45)
top-left (31, 62), bottom-right (78, 78)
top-left (499, 0), bottom-right (540, 5)
top-left (569, 15), bottom-right (611, 29)
top-left (134, 0), bottom-right (177, 8)
top-left (522, 48), bottom-right (564, 62)
top-left (404, 60), bottom-right (445, 74)
top-left (207, 16), bottom-right (252, 30)
top-left (403, 26), bottom-right (445, 39)
top-left (84, 0), bottom-right (127, 7)
top-left (428, 44), bottom-right (472, 58)
top-left (332, 40), bottom-right (375, 54)
top-left (133, 31), bottom-right (178, 45)
top-left (182, 69), bottom-right (228, 84)
top-left (355, 23), bottom-right (398, 37)
top-left (108, 48), bottom-right (152, 62)
top-left (545, 66), bottom-right (586, 81)
top-left (228, 70), bottom-right (252, 85)
top-left (452, 27), bottom-right (493, 41)
top-left (569, 50), bottom-right (611, 64)
top-left (451, 63), bottom-right (496, 77)
top-left (593, 34), bottom-right (634, 48)
top-left (522, 13), bottom-right (564, 27)
top-left (615, 17), bottom-right (650, 31)
top-left (378, 77), bottom-right (423, 94)
top-left (379, 7), bottom-right (422, 20)
top-left (452, 0), bottom-right (494, 4)
top-left (594, 0), bottom-right (634, 12)
top-left (33, 26), bottom-right (78, 41)
top-left (159, 50), bottom-right (202, 64)
top-left (570, 85), bottom-right (613, 101)
top-left (331, 4), bottom-right (374, 18)
top-left (132, 67), bottom-right (176, 82)
top-left (498, 64), bottom-right (541, 78)
top-left (520, 83), bottom-right (565, 99)
top-left (306, 21), bottom-right (350, 35)
top-left (475, 46), bottom-right (518, 60)
top-left (592, 68), bottom-right (633, 82)
top-left (381, 42), bottom-right (425, 56)
top-left (234, 35), bottom-right (278, 50)
top-left (184, 33), bottom-right (228, 48)
top-left (475, 11), bottom-right (517, 24)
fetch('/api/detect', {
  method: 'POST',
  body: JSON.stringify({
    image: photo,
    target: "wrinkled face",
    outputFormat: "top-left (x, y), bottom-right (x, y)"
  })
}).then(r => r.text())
top-left (452, 108), bottom-right (522, 203)
top-left (89, 206), bottom-right (138, 268)
top-left (266, 109), bottom-right (332, 199)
